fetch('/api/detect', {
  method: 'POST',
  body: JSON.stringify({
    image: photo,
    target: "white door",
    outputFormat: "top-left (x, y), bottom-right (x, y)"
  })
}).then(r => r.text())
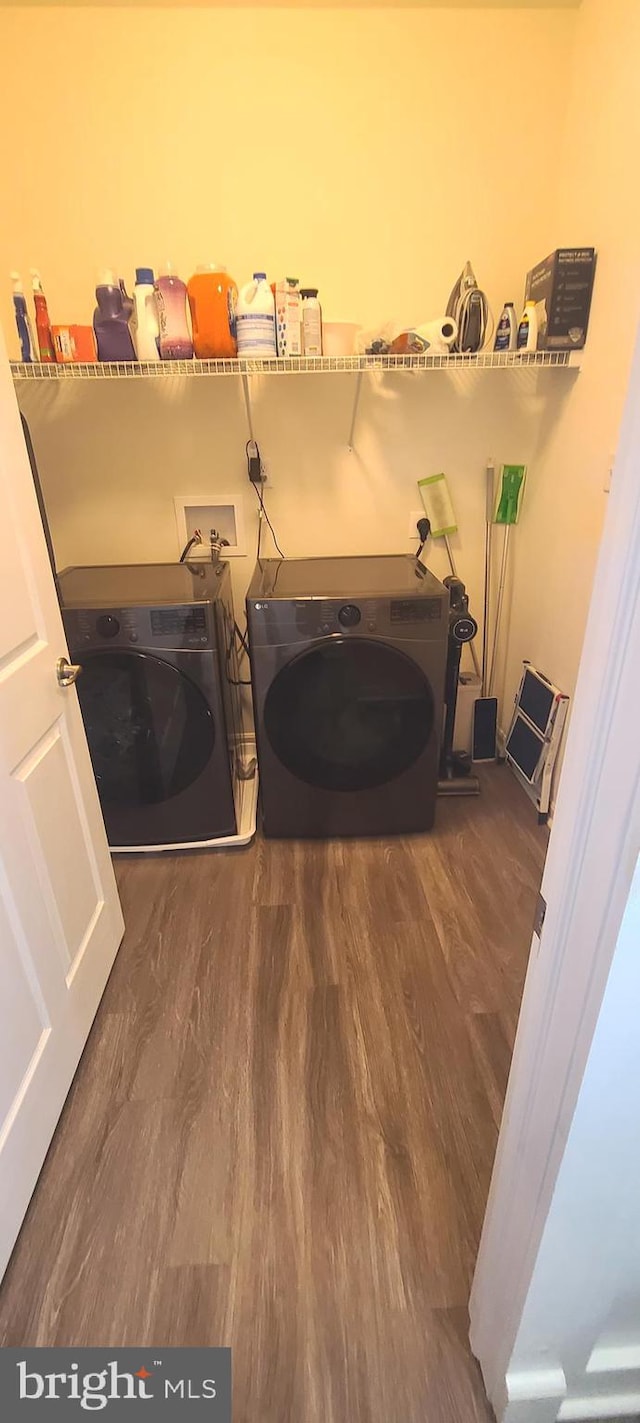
top-left (0, 334), bottom-right (124, 1280)
top-left (469, 326), bottom-right (640, 1420)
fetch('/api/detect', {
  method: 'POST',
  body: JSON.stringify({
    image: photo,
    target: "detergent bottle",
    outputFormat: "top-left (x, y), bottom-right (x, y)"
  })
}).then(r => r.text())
top-left (93, 270), bottom-right (137, 361)
top-left (155, 263), bottom-right (193, 360)
top-left (130, 267), bottom-right (160, 361)
top-left (187, 264), bottom-right (238, 359)
top-left (236, 273), bottom-right (277, 357)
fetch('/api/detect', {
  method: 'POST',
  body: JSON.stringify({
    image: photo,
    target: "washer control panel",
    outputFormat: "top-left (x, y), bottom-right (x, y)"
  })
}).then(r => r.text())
top-left (63, 604), bottom-right (214, 650)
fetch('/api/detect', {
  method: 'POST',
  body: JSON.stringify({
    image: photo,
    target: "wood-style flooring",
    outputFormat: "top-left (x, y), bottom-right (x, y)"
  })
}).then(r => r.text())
top-left (0, 767), bottom-right (547, 1422)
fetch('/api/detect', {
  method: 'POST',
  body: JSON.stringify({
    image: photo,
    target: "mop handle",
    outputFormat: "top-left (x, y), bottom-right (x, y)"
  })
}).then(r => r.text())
top-left (482, 461), bottom-right (495, 697)
top-left (488, 524), bottom-right (510, 699)
top-left (482, 520), bottom-right (491, 698)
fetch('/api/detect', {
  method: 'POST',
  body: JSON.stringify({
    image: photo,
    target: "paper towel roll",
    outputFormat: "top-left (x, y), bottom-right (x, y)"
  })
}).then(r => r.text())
top-left (416, 316), bottom-right (459, 352)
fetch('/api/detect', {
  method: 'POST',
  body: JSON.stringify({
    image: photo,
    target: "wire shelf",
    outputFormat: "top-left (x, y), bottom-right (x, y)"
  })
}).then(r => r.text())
top-left (10, 350), bottom-right (579, 381)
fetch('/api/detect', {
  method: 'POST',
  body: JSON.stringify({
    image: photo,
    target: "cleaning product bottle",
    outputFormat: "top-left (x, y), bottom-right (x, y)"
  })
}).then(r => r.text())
top-left (30, 270), bottom-right (55, 363)
top-left (301, 288), bottom-right (323, 355)
top-left (10, 273), bottom-right (36, 362)
top-left (187, 264), bottom-right (238, 358)
top-left (236, 273), bottom-right (277, 357)
top-left (274, 278), bottom-right (302, 357)
top-left (517, 299), bottom-right (538, 351)
top-left (93, 270), bottom-right (137, 361)
top-left (494, 301), bottom-right (518, 352)
top-left (130, 267), bottom-right (160, 361)
top-left (155, 263), bottom-right (193, 360)
top-left (119, 279), bottom-right (134, 324)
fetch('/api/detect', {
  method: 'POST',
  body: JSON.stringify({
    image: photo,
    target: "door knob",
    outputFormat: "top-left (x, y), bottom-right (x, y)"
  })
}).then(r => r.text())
top-left (56, 656), bottom-right (83, 687)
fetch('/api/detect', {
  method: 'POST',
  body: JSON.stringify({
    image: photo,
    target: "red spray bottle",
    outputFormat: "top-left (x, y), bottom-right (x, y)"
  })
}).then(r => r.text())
top-left (31, 269), bottom-right (55, 363)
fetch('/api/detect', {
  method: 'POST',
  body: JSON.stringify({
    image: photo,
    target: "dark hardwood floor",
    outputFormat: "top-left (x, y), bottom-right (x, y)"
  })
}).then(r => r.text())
top-left (0, 766), bottom-right (547, 1422)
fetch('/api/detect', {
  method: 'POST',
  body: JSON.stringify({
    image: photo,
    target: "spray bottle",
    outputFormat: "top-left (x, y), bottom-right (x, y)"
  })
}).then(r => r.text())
top-left (30, 269), bottom-right (55, 363)
top-left (10, 272), bottom-right (36, 362)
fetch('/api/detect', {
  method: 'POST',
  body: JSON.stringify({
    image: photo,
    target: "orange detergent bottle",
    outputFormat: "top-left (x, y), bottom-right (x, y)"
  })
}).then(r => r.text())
top-left (187, 264), bottom-right (238, 358)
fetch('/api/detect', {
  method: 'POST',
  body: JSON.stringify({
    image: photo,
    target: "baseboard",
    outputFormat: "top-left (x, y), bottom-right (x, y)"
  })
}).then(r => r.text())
top-left (499, 1362), bottom-right (640, 1422)
top-left (502, 1365), bottom-right (567, 1423)
top-left (558, 1390), bottom-right (640, 1419)
top-left (586, 1343), bottom-right (640, 1375)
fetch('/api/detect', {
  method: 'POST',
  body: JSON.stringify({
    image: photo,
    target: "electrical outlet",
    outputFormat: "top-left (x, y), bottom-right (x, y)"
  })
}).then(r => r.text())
top-left (408, 510), bottom-right (424, 542)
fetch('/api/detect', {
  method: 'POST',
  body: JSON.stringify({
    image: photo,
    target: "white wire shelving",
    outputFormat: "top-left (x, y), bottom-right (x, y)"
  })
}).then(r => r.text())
top-left (10, 350), bottom-right (579, 381)
top-left (11, 349), bottom-right (580, 449)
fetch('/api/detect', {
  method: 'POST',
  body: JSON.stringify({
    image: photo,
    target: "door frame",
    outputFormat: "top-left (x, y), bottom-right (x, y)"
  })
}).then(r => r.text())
top-left (469, 326), bottom-right (640, 1415)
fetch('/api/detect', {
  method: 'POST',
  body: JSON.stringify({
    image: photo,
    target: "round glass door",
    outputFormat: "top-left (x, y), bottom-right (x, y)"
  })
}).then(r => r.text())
top-left (264, 637), bottom-right (433, 792)
top-left (76, 651), bottom-right (215, 805)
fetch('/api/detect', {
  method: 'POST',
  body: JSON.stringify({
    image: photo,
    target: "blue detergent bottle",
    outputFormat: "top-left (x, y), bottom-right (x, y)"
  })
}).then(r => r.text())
top-left (11, 271), bottom-right (36, 361)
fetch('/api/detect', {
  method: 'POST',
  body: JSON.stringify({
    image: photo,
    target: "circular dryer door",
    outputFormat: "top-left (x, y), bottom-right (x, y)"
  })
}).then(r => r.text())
top-left (76, 651), bottom-right (215, 805)
top-left (264, 637), bottom-right (434, 792)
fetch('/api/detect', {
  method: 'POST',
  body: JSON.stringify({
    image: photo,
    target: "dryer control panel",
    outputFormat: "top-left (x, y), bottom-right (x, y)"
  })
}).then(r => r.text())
top-left (248, 594), bottom-right (446, 646)
top-left (390, 598), bottom-right (444, 624)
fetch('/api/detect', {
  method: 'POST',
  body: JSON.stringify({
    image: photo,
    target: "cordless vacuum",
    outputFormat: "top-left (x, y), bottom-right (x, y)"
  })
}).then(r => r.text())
top-left (438, 575), bottom-right (480, 796)
top-left (415, 520), bottom-right (480, 796)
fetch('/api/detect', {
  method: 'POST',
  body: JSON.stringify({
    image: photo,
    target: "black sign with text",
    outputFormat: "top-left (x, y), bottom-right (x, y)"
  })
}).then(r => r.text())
top-left (0, 1348), bottom-right (231, 1419)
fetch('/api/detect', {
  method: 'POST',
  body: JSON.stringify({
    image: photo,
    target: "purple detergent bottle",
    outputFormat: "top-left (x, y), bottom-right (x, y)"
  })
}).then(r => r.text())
top-left (93, 270), bottom-right (137, 361)
top-left (155, 262), bottom-right (193, 360)
top-left (119, 278), bottom-right (134, 323)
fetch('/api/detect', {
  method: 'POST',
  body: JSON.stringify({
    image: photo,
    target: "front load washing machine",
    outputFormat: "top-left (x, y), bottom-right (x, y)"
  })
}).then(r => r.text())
top-left (59, 561), bottom-right (242, 850)
top-left (246, 555), bottom-right (449, 837)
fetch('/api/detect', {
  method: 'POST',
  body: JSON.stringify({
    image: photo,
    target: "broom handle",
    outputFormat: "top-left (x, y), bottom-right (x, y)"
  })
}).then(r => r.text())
top-left (488, 524), bottom-right (510, 698)
top-left (444, 534), bottom-right (481, 679)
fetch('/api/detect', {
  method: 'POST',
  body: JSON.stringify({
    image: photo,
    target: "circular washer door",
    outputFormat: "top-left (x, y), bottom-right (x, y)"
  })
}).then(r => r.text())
top-left (264, 637), bottom-right (434, 792)
top-left (76, 650), bottom-right (215, 806)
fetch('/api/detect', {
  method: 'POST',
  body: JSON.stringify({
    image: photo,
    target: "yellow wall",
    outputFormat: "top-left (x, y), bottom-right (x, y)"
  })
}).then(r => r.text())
top-left (503, 0), bottom-right (640, 732)
top-left (0, 5), bottom-right (574, 339)
top-left (0, 4), bottom-right (585, 722)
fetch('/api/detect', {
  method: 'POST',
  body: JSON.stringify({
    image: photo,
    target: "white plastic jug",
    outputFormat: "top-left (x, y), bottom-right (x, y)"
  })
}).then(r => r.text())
top-left (236, 273), bottom-right (277, 357)
top-left (130, 267), bottom-right (160, 361)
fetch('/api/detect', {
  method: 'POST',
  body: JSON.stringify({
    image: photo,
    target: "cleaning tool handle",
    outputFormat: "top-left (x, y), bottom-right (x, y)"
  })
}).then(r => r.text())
top-left (481, 461), bottom-right (494, 696)
top-left (486, 460), bottom-right (495, 523)
top-left (488, 525), bottom-right (510, 698)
